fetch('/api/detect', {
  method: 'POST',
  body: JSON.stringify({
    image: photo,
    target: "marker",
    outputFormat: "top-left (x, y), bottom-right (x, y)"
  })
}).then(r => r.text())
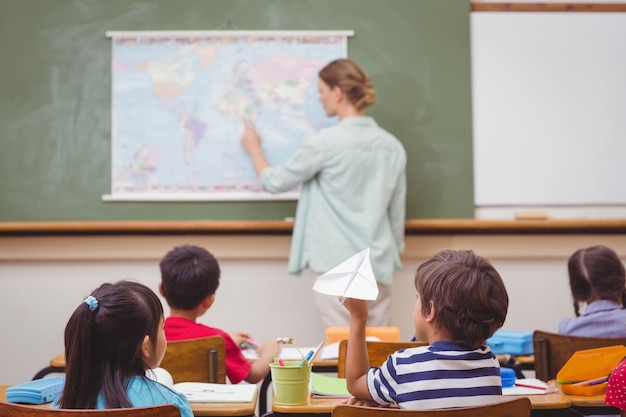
top-left (300, 350), bottom-right (314, 366)
top-left (245, 338), bottom-right (261, 349)
top-left (572, 375), bottom-right (609, 386)
top-left (277, 358), bottom-right (285, 366)
top-left (589, 376), bottom-right (610, 386)
top-left (240, 341), bottom-right (256, 350)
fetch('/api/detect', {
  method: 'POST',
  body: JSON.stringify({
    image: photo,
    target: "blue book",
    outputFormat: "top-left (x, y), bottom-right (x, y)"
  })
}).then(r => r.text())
top-left (6, 377), bottom-right (65, 404)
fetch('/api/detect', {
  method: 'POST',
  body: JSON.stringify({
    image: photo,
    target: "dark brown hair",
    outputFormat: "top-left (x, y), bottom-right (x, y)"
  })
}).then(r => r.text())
top-left (159, 244), bottom-right (220, 310)
top-left (58, 280), bottom-right (163, 409)
top-left (318, 59), bottom-right (376, 111)
top-left (415, 249), bottom-right (509, 349)
top-left (568, 245), bottom-right (626, 316)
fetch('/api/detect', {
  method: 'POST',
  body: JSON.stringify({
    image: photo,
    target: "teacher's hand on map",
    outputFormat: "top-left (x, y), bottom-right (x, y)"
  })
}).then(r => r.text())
top-left (241, 118), bottom-right (270, 174)
top-left (241, 118), bottom-right (262, 153)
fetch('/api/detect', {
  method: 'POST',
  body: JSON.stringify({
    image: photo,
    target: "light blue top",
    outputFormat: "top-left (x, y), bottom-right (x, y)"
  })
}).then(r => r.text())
top-left (260, 116), bottom-right (407, 285)
top-left (558, 300), bottom-right (626, 337)
top-left (53, 376), bottom-right (193, 417)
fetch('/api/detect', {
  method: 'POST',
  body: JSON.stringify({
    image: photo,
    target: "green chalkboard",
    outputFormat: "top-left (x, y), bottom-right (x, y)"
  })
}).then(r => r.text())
top-left (0, 0), bottom-right (473, 221)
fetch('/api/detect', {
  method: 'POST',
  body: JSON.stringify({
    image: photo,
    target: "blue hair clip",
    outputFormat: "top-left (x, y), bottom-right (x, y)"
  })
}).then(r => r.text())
top-left (84, 295), bottom-right (99, 311)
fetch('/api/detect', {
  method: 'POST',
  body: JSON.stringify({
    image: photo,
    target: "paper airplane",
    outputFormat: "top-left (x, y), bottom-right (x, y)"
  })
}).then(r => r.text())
top-left (312, 248), bottom-right (379, 302)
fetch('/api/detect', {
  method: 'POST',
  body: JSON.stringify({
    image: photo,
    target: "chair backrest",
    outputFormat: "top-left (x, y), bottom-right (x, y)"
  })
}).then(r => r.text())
top-left (337, 340), bottom-right (428, 378)
top-left (533, 330), bottom-right (626, 381)
top-left (0, 402), bottom-right (180, 417)
top-left (326, 327), bottom-right (401, 345)
top-left (159, 336), bottom-right (226, 384)
top-left (332, 397), bottom-right (531, 417)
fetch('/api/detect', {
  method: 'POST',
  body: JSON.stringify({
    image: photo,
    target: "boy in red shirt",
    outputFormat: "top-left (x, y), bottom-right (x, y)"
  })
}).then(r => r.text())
top-left (159, 244), bottom-right (275, 384)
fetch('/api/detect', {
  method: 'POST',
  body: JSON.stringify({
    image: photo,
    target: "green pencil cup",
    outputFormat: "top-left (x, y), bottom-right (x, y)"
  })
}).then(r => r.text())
top-left (270, 360), bottom-right (311, 405)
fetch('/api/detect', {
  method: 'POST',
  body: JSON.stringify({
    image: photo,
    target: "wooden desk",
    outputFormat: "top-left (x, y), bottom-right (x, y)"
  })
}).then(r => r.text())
top-left (565, 393), bottom-right (606, 408)
top-left (308, 359), bottom-right (338, 371)
top-left (0, 385), bottom-right (256, 417)
top-left (563, 392), bottom-right (618, 415)
top-left (272, 393), bottom-right (572, 414)
top-left (185, 397), bottom-right (256, 417)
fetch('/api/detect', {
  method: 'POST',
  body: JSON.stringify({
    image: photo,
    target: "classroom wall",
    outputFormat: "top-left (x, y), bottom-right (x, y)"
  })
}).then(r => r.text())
top-left (1, 233), bottom-right (625, 384)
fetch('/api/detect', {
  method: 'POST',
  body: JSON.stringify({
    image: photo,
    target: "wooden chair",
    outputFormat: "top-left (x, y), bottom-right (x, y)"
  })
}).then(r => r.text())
top-left (33, 353), bottom-right (67, 380)
top-left (337, 340), bottom-right (428, 378)
top-left (332, 397), bottom-right (531, 417)
top-left (0, 402), bottom-right (180, 417)
top-left (533, 330), bottom-right (626, 381)
top-left (326, 327), bottom-right (401, 345)
top-left (159, 336), bottom-right (226, 384)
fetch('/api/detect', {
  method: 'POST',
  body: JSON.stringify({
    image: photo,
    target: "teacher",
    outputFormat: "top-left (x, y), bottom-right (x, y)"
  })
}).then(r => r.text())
top-left (241, 59), bottom-right (406, 327)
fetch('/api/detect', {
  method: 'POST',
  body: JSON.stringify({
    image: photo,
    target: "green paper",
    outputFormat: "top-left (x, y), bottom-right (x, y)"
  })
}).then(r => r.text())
top-left (311, 373), bottom-right (351, 398)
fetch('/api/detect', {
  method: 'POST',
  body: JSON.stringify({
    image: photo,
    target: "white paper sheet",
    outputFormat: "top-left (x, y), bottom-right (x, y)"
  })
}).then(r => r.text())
top-left (318, 336), bottom-right (382, 360)
top-left (312, 248), bottom-right (379, 301)
top-left (502, 378), bottom-right (548, 395)
top-left (172, 382), bottom-right (257, 402)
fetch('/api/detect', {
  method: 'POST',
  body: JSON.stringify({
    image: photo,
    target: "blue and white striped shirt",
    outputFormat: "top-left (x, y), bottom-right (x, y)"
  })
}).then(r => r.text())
top-left (367, 341), bottom-right (502, 409)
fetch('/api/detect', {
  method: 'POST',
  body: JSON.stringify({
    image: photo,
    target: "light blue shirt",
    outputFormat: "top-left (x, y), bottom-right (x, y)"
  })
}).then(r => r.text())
top-left (558, 300), bottom-right (626, 337)
top-left (260, 116), bottom-right (406, 284)
top-left (53, 376), bottom-right (193, 417)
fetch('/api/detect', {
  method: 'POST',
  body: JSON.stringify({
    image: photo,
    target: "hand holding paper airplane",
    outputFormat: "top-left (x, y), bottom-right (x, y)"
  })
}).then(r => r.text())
top-left (312, 248), bottom-right (379, 302)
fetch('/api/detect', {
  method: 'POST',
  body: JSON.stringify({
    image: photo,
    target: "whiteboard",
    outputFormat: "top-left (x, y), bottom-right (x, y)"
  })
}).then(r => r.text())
top-left (471, 13), bottom-right (626, 213)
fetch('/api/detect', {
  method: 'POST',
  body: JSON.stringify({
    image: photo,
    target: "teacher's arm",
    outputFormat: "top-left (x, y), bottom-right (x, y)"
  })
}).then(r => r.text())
top-left (241, 118), bottom-right (270, 175)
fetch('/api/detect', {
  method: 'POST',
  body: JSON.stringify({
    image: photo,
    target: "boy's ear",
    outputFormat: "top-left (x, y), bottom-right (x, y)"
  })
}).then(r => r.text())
top-left (202, 293), bottom-right (216, 309)
top-left (141, 335), bottom-right (151, 360)
top-left (425, 300), bottom-right (436, 323)
top-left (157, 282), bottom-right (164, 296)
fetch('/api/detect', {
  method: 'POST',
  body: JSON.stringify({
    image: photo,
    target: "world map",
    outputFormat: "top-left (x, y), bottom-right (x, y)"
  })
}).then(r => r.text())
top-left (110, 32), bottom-right (349, 200)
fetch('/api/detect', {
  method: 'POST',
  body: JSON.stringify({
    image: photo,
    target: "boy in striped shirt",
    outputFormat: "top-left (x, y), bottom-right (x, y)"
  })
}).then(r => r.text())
top-left (343, 249), bottom-right (509, 410)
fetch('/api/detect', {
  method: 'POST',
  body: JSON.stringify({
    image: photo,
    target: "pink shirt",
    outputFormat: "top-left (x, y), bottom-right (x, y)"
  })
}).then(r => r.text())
top-left (164, 316), bottom-right (251, 384)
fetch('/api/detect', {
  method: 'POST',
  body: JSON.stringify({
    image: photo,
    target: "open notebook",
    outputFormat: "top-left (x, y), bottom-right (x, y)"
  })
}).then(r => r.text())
top-left (172, 382), bottom-right (257, 403)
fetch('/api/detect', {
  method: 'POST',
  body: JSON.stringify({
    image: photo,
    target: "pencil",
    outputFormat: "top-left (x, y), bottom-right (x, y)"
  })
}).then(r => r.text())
top-left (308, 341), bottom-right (325, 364)
top-left (572, 375), bottom-right (609, 386)
top-left (514, 383), bottom-right (546, 391)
